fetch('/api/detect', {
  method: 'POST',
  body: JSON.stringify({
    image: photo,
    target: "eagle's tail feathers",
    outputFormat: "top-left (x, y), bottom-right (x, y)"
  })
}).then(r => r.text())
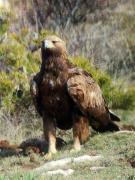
top-left (109, 110), bottom-right (120, 122)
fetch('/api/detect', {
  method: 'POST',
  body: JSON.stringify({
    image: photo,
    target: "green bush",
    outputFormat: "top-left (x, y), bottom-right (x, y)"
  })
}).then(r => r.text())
top-left (0, 28), bottom-right (135, 113)
top-left (71, 56), bottom-right (135, 110)
top-left (0, 7), bottom-right (12, 38)
top-left (0, 35), bottom-right (38, 111)
top-left (0, 29), bottom-right (55, 112)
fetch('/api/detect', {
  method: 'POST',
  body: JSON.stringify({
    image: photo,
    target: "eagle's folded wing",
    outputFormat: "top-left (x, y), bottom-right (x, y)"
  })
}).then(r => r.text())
top-left (67, 68), bottom-right (120, 132)
top-left (67, 68), bottom-right (105, 116)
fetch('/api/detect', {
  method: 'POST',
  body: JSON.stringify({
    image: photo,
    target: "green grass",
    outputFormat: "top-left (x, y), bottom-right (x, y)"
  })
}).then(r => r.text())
top-left (0, 111), bottom-right (135, 179)
top-left (1, 132), bottom-right (135, 179)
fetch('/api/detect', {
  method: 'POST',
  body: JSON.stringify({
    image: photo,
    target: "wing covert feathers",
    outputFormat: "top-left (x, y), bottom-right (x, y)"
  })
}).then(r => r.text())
top-left (67, 68), bottom-right (120, 132)
top-left (67, 69), bottom-right (105, 114)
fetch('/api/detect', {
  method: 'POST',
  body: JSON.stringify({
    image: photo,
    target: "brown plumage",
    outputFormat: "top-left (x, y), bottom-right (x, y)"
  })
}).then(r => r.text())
top-left (30, 35), bottom-right (120, 153)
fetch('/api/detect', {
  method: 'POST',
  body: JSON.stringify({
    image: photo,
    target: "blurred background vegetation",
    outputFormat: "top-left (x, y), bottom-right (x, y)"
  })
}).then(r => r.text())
top-left (0, 0), bottom-right (135, 140)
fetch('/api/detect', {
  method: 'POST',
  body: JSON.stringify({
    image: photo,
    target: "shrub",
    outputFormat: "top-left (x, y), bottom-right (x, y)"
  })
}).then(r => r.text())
top-left (71, 56), bottom-right (135, 110)
top-left (0, 30), bottom-right (135, 113)
top-left (0, 35), bottom-right (37, 112)
top-left (0, 29), bottom-right (55, 112)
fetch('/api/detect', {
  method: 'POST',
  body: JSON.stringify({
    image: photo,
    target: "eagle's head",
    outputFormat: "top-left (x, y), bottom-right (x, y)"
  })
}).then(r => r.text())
top-left (41, 35), bottom-right (67, 59)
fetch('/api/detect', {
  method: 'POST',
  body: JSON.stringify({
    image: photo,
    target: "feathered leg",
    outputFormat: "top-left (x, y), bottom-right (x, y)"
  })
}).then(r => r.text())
top-left (43, 114), bottom-right (57, 154)
top-left (72, 114), bottom-right (90, 151)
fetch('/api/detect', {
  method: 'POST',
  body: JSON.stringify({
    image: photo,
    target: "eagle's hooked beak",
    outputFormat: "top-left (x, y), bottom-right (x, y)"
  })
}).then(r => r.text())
top-left (43, 40), bottom-right (54, 49)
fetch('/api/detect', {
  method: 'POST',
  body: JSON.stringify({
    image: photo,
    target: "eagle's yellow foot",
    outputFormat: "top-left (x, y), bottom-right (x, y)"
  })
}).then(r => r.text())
top-left (70, 137), bottom-right (81, 153)
top-left (70, 144), bottom-right (81, 153)
top-left (44, 152), bottom-right (53, 161)
top-left (44, 150), bottom-right (57, 161)
top-left (70, 147), bottom-right (81, 153)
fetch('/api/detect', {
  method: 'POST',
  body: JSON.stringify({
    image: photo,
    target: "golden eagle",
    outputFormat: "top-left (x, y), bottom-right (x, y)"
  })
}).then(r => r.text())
top-left (30, 35), bottom-right (120, 154)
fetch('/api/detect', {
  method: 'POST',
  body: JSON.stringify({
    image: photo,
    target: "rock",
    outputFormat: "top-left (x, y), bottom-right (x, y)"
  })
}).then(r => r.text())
top-left (34, 155), bottom-right (103, 172)
top-left (46, 169), bottom-right (74, 176)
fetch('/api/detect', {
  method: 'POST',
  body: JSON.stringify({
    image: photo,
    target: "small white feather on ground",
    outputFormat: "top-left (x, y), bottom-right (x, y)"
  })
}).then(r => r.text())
top-left (35, 155), bottom-right (103, 172)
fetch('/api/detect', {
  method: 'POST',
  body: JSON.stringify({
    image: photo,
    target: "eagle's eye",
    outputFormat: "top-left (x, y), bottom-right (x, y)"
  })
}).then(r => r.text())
top-left (52, 41), bottom-right (57, 44)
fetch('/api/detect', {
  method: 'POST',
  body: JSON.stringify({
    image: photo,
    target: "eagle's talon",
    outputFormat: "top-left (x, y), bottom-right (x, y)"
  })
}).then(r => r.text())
top-left (70, 147), bottom-right (81, 153)
top-left (44, 152), bottom-right (53, 161)
top-left (44, 149), bottom-right (57, 161)
top-left (70, 144), bottom-right (81, 153)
